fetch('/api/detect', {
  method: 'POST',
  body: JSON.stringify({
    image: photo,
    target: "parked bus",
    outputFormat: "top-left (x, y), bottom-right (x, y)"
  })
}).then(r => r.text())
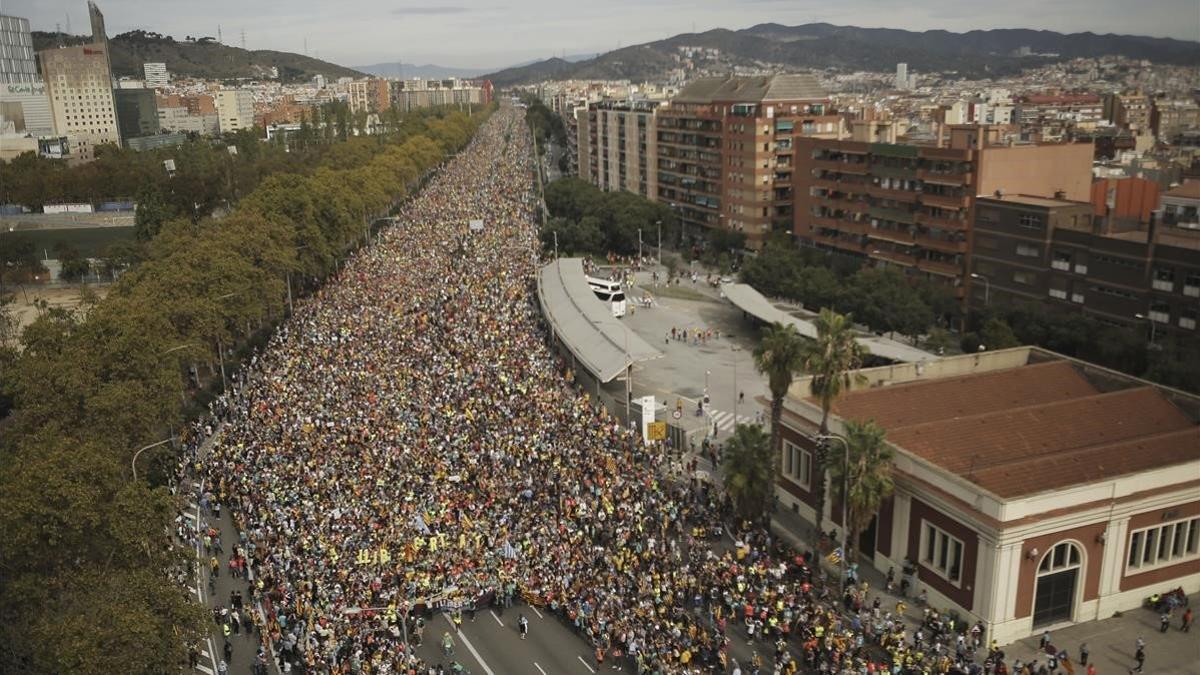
top-left (586, 276), bottom-right (627, 318)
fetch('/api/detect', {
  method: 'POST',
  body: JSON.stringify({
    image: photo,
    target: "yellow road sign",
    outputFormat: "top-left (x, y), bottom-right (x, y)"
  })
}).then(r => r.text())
top-left (648, 421), bottom-right (667, 440)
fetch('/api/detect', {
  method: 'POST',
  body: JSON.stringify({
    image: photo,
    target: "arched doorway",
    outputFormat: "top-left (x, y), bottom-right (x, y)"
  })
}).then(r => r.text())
top-left (1033, 541), bottom-right (1082, 627)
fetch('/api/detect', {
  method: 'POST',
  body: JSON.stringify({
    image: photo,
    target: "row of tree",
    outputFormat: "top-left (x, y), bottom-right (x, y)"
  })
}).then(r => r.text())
top-left (541, 177), bottom-right (677, 256)
top-left (0, 105), bottom-right (493, 672)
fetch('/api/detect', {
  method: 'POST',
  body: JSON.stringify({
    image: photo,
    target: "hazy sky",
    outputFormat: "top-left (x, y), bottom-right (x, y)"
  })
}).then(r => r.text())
top-left (10, 0), bottom-right (1199, 69)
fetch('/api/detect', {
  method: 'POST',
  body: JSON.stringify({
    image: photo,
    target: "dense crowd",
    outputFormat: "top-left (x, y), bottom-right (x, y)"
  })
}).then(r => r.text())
top-left (202, 107), bottom-right (1035, 675)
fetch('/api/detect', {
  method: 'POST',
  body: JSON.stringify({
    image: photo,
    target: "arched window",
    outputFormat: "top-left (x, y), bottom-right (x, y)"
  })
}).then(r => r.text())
top-left (1038, 541), bottom-right (1082, 575)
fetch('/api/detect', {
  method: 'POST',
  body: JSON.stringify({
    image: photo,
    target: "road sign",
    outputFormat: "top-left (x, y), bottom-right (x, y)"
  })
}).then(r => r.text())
top-left (672, 409), bottom-right (681, 420)
top-left (647, 421), bottom-right (667, 441)
top-left (640, 395), bottom-right (655, 442)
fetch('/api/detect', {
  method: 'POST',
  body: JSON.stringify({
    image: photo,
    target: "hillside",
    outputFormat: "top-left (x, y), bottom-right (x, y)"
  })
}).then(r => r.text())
top-left (31, 30), bottom-right (363, 82)
top-left (482, 22), bottom-right (1200, 85)
top-left (354, 62), bottom-right (491, 79)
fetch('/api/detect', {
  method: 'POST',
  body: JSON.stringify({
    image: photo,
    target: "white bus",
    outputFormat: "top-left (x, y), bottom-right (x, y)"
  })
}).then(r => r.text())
top-left (586, 276), bottom-right (627, 318)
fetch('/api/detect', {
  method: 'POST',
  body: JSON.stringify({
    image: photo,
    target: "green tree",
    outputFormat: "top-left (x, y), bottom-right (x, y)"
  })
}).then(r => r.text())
top-left (722, 423), bottom-right (775, 521)
top-left (803, 308), bottom-right (867, 534)
top-left (980, 317), bottom-right (1021, 350)
top-left (827, 419), bottom-right (895, 559)
top-left (753, 322), bottom-right (809, 468)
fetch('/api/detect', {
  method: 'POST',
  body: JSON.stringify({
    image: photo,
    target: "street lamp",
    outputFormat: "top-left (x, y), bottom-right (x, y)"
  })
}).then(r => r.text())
top-left (1134, 313), bottom-right (1158, 347)
top-left (817, 432), bottom-right (851, 591)
top-left (655, 220), bottom-right (662, 263)
top-left (161, 343), bottom-right (200, 404)
top-left (132, 437), bottom-right (176, 481)
top-left (970, 273), bottom-right (990, 306)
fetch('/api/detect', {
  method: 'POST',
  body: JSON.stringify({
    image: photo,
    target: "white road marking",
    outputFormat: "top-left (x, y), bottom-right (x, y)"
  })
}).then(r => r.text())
top-left (489, 609), bottom-right (504, 626)
top-left (445, 613), bottom-right (495, 675)
top-left (534, 663), bottom-right (548, 675)
top-left (192, 586), bottom-right (202, 599)
top-left (529, 605), bottom-right (543, 619)
top-left (195, 664), bottom-right (214, 675)
top-left (577, 655), bottom-right (596, 673)
top-left (184, 511), bottom-right (197, 521)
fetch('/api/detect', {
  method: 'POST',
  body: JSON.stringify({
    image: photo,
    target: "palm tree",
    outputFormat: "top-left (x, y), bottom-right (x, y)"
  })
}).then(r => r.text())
top-left (722, 423), bottom-right (774, 522)
top-left (753, 322), bottom-right (809, 466)
top-left (827, 420), bottom-right (895, 559)
top-left (804, 308), bottom-right (867, 535)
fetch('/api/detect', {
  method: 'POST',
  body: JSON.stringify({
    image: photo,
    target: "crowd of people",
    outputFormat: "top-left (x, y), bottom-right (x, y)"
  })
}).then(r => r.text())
top-left (198, 106), bottom-right (1061, 675)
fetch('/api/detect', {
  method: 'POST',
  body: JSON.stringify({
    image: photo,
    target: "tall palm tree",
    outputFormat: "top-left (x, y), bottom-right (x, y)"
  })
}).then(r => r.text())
top-left (753, 322), bottom-right (809, 466)
top-left (827, 420), bottom-right (895, 558)
top-left (722, 423), bottom-right (774, 522)
top-left (804, 308), bottom-right (867, 535)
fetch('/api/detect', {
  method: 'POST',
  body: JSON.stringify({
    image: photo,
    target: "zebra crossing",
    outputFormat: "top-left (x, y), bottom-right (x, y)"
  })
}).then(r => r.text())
top-left (707, 408), bottom-right (757, 434)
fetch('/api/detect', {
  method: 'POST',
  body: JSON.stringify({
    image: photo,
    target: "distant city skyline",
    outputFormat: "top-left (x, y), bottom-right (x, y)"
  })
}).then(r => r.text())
top-left (9, 0), bottom-right (1198, 70)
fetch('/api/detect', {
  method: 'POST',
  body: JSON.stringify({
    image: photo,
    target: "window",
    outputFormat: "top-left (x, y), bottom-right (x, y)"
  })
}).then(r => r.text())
top-left (1014, 271), bottom-right (1036, 286)
top-left (1153, 267), bottom-right (1175, 292)
top-left (1128, 517), bottom-right (1200, 572)
top-left (1019, 213), bottom-right (1044, 229)
top-left (1049, 288), bottom-right (1068, 300)
top-left (1039, 542), bottom-right (1082, 573)
top-left (1185, 272), bottom-right (1200, 298)
top-left (1051, 251), bottom-right (1071, 271)
top-left (783, 440), bottom-right (812, 489)
top-left (921, 521), bottom-right (964, 584)
top-left (1016, 243), bottom-right (1040, 258)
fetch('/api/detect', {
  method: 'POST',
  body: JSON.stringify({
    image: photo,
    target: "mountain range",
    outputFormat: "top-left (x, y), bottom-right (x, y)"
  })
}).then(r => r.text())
top-left (482, 22), bottom-right (1200, 86)
top-left (355, 54), bottom-right (593, 80)
top-left (31, 30), bottom-right (364, 83)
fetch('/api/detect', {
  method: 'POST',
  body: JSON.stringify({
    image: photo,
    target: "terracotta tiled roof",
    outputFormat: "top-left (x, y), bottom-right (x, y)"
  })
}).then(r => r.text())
top-left (826, 360), bottom-right (1200, 499)
top-left (830, 361), bottom-right (1095, 429)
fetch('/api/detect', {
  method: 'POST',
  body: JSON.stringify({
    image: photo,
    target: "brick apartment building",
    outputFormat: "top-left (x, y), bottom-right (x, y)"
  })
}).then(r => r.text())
top-left (655, 74), bottom-right (843, 248)
top-left (792, 125), bottom-right (1093, 297)
top-left (969, 181), bottom-right (1200, 339)
top-left (777, 347), bottom-right (1200, 644)
top-left (577, 99), bottom-right (661, 199)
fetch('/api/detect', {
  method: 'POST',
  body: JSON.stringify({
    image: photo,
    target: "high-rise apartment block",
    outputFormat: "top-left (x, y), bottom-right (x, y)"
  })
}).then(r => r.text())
top-left (793, 125), bottom-right (1093, 295)
top-left (143, 62), bottom-right (169, 89)
top-left (655, 74), bottom-right (840, 248)
top-left (388, 78), bottom-right (492, 112)
top-left (0, 15), bottom-right (37, 84)
top-left (347, 78), bottom-right (391, 114)
top-left (39, 44), bottom-right (121, 160)
top-left (215, 89), bottom-right (255, 133)
top-left (157, 93), bottom-right (219, 135)
top-left (895, 63), bottom-right (909, 91)
top-left (578, 100), bottom-right (660, 199)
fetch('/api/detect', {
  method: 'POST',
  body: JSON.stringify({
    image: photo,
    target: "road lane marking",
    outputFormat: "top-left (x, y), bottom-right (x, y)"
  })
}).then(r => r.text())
top-left (445, 613), bottom-right (495, 675)
top-left (195, 664), bottom-right (214, 675)
top-left (577, 656), bottom-right (596, 673)
top-left (534, 663), bottom-right (548, 675)
top-left (489, 609), bottom-right (504, 626)
top-left (529, 605), bottom-right (543, 619)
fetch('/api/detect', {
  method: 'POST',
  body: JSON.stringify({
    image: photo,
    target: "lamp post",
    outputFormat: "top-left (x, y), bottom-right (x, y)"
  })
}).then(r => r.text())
top-left (132, 437), bottom-right (176, 481)
top-left (161, 343), bottom-right (200, 405)
top-left (817, 432), bottom-right (851, 591)
top-left (638, 228), bottom-right (643, 263)
top-left (214, 292), bottom-right (238, 392)
top-left (1134, 313), bottom-right (1158, 347)
top-left (655, 219), bottom-right (662, 263)
top-left (970, 272), bottom-right (990, 306)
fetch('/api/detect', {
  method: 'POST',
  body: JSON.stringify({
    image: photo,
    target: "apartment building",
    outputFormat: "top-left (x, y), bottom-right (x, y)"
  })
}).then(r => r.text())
top-left (578, 100), bottom-right (660, 198)
top-left (215, 89), bottom-right (255, 133)
top-left (389, 78), bottom-right (492, 112)
top-left (777, 347), bottom-right (1200, 645)
top-left (969, 183), bottom-right (1200, 339)
top-left (39, 44), bottom-right (121, 161)
top-left (1153, 99), bottom-right (1200, 139)
top-left (655, 74), bottom-right (840, 248)
top-left (793, 125), bottom-right (1093, 296)
top-left (347, 78), bottom-right (390, 114)
top-left (1106, 91), bottom-right (1153, 133)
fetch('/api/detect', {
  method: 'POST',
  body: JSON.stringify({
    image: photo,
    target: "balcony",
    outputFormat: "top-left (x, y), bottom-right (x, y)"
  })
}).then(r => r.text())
top-left (866, 184), bottom-right (920, 202)
top-left (868, 229), bottom-right (916, 245)
top-left (916, 235), bottom-right (967, 254)
top-left (813, 159), bottom-right (869, 174)
top-left (1152, 279), bottom-right (1175, 292)
top-left (921, 192), bottom-right (970, 210)
top-left (811, 177), bottom-right (841, 191)
top-left (870, 164), bottom-right (918, 180)
top-left (1185, 285), bottom-right (1200, 298)
top-left (916, 212), bottom-right (968, 231)
top-left (869, 249), bottom-right (918, 266)
top-left (1051, 260), bottom-right (1071, 271)
top-left (918, 169), bottom-right (972, 185)
top-left (868, 206), bottom-right (917, 224)
top-left (917, 258), bottom-right (962, 278)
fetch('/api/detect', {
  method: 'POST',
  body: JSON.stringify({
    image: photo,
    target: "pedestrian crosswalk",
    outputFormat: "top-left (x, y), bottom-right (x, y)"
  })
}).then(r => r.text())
top-left (707, 408), bottom-right (757, 433)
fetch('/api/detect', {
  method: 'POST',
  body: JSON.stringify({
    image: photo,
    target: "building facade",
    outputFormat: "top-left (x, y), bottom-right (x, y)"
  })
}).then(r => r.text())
top-left (578, 100), bottom-right (660, 198)
top-left (142, 62), bottom-right (168, 89)
top-left (389, 78), bottom-right (492, 112)
top-left (969, 185), bottom-right (1200, 339)
top-left (655, 74), bottom-right (839, 248)
top-left (777, 348), bottom-right (1200, 645)
top-left (347, 78), bottom-right (390, 114)
top-left (0, 14), bottom-right (37, 84)
top-left (0, 81), bottom-right (54, 136)
top-left (793, 126), bottom-right (1094, 296)
top-left (114, 87), bottom-right (160, 142)
top-left (39, 43), bottom-right (121, 160)
top-left (157, 93), bottom-right (219, 135)
top-left (215, 89), bottom-right (255, 133)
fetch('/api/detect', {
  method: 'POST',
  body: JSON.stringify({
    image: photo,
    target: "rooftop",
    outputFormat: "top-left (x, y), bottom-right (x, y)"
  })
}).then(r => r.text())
top-left (1162, 180), bottom-right (1200, 200)
top-left (811, 350), bottom-right (1200, 500)
top-left (673, 74), bottom-right (826, 105)
top-left (979, 194), bottom-right (1088, 209)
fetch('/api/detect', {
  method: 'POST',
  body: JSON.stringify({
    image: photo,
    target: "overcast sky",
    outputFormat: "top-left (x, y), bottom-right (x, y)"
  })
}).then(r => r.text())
top-left (10, 0), bottom-right (1199, 69)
